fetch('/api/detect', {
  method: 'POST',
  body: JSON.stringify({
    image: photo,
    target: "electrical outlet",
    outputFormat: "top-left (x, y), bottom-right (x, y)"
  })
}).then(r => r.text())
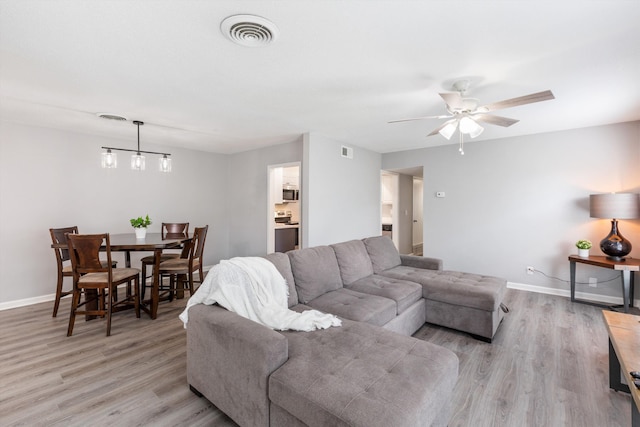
top-left (589, 277), bottom-right (598, 287)
top-left (526, 266), bottom-right (535, 275)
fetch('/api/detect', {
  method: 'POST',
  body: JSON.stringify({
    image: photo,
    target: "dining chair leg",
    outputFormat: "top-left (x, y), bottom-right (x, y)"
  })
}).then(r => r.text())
top-left (52, 272), bottom-right (64, 317)
top-left (141, 263), bottom-right (148, 301)
top-left (134, 276), bottom-right (140, 318)
top-left (67, 290), bottom-right (80, 337)
top-left (106, 286), bottom-right (113, 337)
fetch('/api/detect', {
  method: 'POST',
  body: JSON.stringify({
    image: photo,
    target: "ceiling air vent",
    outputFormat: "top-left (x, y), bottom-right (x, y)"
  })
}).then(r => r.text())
top-left (220, 14), bottom-right (279, 47)
top-left (341, 145), bottom-right (353, 159)
top-left (96, 113), bottom-right (128, 121)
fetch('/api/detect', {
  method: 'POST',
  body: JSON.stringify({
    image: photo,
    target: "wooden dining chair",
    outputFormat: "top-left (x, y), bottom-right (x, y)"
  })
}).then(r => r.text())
top-left (140, 222), bottom-right (189, 300)
top-left (66, 233), bottom-right (140, 337)
top-left (49, 226), bottom-right (117, 317)
top-left (158, 225), bottom-right (208, 300)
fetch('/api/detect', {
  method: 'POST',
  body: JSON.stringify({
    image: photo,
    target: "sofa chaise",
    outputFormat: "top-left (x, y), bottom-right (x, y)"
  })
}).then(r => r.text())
top-left (186, 235), bottom-right (507, 426)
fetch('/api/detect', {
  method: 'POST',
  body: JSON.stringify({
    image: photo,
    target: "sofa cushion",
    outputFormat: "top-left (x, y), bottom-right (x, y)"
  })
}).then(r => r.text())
top-left (269, 318), bottom-right (459, 427)
top-left (380, 266), bottom-right (506, 312)
top-left (346, 275), bottom-right (422, 315)
top-left (362, 236), bottom-right (401, 274)
top-left (288, 246), bottom-right (343, 304)
top-left (264, 252), bottom-right (298, 308)
top-left (306, 288), bottom-right (396, 327)
top-left (331, 239), bottom-right (374, 285)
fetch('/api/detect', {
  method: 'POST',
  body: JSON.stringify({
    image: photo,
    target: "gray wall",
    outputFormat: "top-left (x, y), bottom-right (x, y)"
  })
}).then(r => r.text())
top-left (0, 121), bottom-right (228, 305)
top-left (383, 121), bottom-right (640, 299)
top-left (303, 133), bottom-right (382, 246)
top-left (397, 173), bottom-right (414, 254)
top-left (226, 139), bottom-right (303, 257)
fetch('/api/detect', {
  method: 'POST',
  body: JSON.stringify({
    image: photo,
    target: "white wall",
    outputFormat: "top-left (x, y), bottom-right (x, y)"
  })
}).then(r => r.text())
top-left (226, 140), bottom-right (303, 257)
top-left (383, 121), bottom-right (640, 299)
top-left (0, 121), bottom-right (228, 305)
top-left (303, 133), bottom-right (381, 246)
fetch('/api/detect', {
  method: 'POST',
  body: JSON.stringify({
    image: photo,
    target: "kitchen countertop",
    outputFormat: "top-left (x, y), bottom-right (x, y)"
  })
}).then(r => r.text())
top-left (275, 223), bottom-right (299, 229)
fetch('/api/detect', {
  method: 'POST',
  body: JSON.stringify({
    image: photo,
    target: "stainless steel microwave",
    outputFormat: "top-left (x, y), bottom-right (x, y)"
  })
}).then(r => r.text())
top-left (283, 188), bottom-right (299, 201)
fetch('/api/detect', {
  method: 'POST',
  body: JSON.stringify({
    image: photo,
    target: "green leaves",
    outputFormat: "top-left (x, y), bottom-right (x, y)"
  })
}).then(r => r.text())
top-left (130, 214), bottom-right (152, 228)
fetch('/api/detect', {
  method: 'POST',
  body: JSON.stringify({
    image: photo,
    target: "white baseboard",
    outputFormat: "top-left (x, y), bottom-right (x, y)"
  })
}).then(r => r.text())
top-left (507, 281), bottom-right (640, 307)
top-left (0, 265), bottom-right (214, 312)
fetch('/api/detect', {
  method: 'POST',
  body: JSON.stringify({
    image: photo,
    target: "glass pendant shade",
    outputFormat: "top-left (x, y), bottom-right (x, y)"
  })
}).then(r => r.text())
top-left (131, 153), bottom-right (145, 171)
top-left (101, 149), bottom-right (117, 168)
top-left (159, 155), bottom-right (172, 172)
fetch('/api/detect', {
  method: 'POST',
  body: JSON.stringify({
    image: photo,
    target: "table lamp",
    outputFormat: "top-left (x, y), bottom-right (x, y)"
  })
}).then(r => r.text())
top-left (589, 193), bottom-right (640, 261)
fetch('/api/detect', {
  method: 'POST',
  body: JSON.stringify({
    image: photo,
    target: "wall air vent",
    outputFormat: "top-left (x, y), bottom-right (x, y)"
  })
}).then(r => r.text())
top-left (220, 15), bottom-right (279, 47)
top-left (341, 145), bottom-right (353, 159)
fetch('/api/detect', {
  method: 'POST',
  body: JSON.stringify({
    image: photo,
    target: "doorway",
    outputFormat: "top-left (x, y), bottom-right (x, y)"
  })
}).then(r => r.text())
top-left (267, 162), bottom-right (302, 254)
top-left (380, 166), bottom-right (423, 255)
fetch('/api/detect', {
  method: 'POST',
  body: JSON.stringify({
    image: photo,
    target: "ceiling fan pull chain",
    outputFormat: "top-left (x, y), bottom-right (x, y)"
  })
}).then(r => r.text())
top-left (459, 132), bottom-right (465, 155)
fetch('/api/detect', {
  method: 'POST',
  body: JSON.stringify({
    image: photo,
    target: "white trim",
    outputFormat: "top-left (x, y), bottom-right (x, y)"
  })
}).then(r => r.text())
top-left (507, 281), bottom-right (640, 307)
top-left (0, 294), bottom-right (57, 311)
top-left (0, 265), bottom-right (214, 312)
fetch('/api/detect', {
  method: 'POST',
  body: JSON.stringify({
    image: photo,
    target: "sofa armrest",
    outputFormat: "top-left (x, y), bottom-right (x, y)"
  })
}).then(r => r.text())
top-left (187, 304), bottom-right (288, 427)
top-left (400, 254), bottom-right (443, 271)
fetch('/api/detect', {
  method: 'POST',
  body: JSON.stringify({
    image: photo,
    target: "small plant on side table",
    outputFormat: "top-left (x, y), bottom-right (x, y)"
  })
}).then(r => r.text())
top-left (576, 239), bottom-right (592, 257)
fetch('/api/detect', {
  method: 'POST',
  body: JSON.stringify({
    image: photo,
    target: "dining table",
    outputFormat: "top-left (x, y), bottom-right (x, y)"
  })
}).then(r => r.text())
top-left (52, 232), bottom-right (192, 320)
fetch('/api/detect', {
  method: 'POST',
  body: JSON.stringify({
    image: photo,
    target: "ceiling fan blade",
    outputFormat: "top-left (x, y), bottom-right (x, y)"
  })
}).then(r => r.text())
top-left (479, 90), bottom-right (555, 112)
top-left (439, 92), bottom-right (464, 110)
top-left (473, 114), bottom-right (520, 127)
top-left (388, 114), bottom-right (452, 124)
top-left (427, 118), bottom-right (458, 137)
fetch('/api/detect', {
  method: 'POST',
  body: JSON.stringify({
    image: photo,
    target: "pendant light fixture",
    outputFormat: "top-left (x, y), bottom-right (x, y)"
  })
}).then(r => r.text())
top-left (101, 120), bottom-right (172, 172)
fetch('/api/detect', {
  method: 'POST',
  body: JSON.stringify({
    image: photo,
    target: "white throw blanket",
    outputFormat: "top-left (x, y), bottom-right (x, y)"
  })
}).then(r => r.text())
top-left (179, 257), bottom-right (341, 331)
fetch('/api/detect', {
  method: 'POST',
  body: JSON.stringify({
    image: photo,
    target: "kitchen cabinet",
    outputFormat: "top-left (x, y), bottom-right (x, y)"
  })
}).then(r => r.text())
top-left (275, 227), bottom-right (298, 253)
top-left (381, 174), bottom-right (394, 204)
top-left (272, 167), bottom-right (284, 204)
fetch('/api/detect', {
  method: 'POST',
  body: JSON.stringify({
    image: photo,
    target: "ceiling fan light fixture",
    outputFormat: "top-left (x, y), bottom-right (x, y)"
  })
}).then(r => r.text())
top-left (439, 121), bottom-right (458, 140)
top-left (459, 116), bottom-right (484, 138)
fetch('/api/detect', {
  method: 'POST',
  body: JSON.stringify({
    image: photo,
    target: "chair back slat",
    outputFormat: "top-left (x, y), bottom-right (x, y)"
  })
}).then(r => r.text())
top-left (67, 233), bottom-right (110, 276)
top-left (193, 226), bottom-right (208, 259)
top-left (162, 222), bottom-right (189, 239)
top-left (50, 226), bottom-right (78, 262)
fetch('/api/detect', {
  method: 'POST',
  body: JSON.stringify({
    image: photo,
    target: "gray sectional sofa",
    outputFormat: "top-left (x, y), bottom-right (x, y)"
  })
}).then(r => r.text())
top-left (186, 235), bottom-right (508, 427)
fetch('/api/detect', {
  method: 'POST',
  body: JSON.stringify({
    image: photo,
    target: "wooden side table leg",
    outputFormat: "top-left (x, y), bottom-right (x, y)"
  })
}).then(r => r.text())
top-left (570, 260), bottom-right (577, 302)
top-left (621, 270), bottom-right (631, 313)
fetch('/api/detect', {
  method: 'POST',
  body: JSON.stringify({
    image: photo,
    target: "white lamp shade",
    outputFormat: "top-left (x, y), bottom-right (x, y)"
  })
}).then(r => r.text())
top-left (459, 116), bottom-right (484, 138)
top-left (439, 120), bottom-right (458, 140)
top-left (590, 193), bottom-right (640, 219)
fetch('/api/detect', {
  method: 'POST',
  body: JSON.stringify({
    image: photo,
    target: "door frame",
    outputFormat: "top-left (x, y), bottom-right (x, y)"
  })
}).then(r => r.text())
top-left (267, 161), bottom-right (302, 254)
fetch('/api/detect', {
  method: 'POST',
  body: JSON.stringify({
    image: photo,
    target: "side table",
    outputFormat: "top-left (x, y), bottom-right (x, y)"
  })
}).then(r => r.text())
top-left (569, 255), bottom-right (639, 313)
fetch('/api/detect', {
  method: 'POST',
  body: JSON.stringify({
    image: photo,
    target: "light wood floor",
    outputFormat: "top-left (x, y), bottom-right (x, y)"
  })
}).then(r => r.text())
top-left (0, 289), bottom-right (632, 426)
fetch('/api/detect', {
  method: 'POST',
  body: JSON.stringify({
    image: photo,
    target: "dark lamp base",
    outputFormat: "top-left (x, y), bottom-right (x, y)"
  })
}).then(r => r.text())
top-left (600, 219), bottom-right (632, 261)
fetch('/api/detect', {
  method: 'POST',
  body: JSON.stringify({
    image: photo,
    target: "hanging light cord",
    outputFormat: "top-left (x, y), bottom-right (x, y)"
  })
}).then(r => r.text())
top-left (458, 131), bottom-right (464, 155)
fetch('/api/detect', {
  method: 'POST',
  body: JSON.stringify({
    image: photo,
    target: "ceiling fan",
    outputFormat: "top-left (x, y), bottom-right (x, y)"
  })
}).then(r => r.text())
top-left (389, 80), bottom-right (555, 154)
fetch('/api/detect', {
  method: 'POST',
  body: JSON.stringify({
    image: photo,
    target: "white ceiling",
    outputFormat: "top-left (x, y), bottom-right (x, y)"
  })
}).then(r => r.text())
top-left (1, 1), bottom-right (639, 154)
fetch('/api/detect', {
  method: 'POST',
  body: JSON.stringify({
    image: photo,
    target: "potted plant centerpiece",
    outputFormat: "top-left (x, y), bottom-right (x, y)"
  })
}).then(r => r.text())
top-left (576, 239), bottom-right (592, 257)
top-left (131, 215), bottom-right (152, 239)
